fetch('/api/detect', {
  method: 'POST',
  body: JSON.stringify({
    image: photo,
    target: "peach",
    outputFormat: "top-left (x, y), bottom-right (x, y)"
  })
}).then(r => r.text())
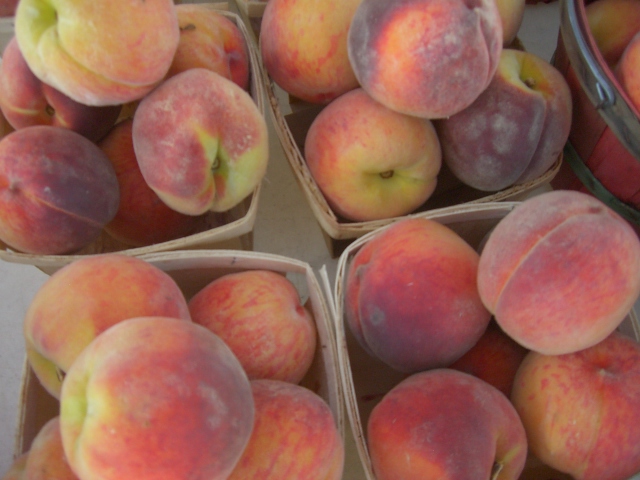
top-left (344, 217), bottom-right (492, 373)
top-left (436, 49), bottom-right (572, 191)
top-left (511, 331), bottom-right (640, 480)
top-left (304, 88), bottom-right (441, 222)
top-left (188, 270), bottom-right (317, 384)
top-left (259, 0), bottom-right (361, 104)
top-left (227, 379), bottom-right (344, 479)
top-left (59, 316), bottom-right (255, 480)
top-left (478, 190), bottom-right (640, 355)
top-left (14, 0), bottom-right (180, 106)
top-left (616, 31), bottom-right (640, 113)
top-left (1, 454), bottom-right (27, 480)
top-left (132, 68), bottom-right (269, 215)
top-left (98, 118), bottom-right (207, 247)
top-left (168, 5), bottom-right (250, 90)
top-left (23, 417), bottom-right (79, 480)
top-left (0, 125), bottom-right (119, 254)
top-left (24, 253), bottom-right (191, 399)
top-left (585, 0), bottom-right (640, 68)
top-left (449, 320), bottom-right (529, 398)
top-left (496, 0), bottom-right (526, 46)
top-left (0, 37), bottom-right (121, 142)
top-left (367, 368), bottom-right (528, 479)
top-left (347, 0), bottom-right (503, 119)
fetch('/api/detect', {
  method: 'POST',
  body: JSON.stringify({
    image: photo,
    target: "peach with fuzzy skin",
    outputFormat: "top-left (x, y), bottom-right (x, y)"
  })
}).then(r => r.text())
top-left (304, 88), bottom-right (441, 222)
top-left (24, 253), bottom-right (191, 399)
top-left (0, 125), bottom-right (119, 255)
top-left (1, 454), bottom-right (28, 480)
top-left (132, 68), bottom-right (268, 215)
top-left (436, 49), bottom-right (572, 191)
top-left (347, 0), bottom-right (503, 119)
top-left (98, 119), bottom-right (206, 247)
top-left (368, 369), bottom-right (528, 479)
top-left (168, 5), bottom-right (250, 90)
top-left (189, 270), bottom-right (317, 384)
top-left (344, 217), bottom-right (492, 373)
top-left (616, 31), bottom-right (640, 113)
top-left (59, 316), bottom-right (255, 480)
top-left (260, 0), bottom-right (361, 104)
top-left (449, 320), bottom-right (529, 398)
top-left (478, 190), bottom-right (640, 355)
top-left (24, 417), bottom-right (79, 480)
top-left (585, 0), bottom-right (640, 68)
top-left (227, 379), bottom-right (344, 480)
top-left (511, 331), bottom-right (640, 480)
top-left (0, 37), bottom-right (121, 142)
top-left (14, 0), bottom-right (180, 106)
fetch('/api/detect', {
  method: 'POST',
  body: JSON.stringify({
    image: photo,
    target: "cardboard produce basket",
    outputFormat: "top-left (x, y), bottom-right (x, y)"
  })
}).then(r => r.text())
top-left (12, 249), bottom-right (344, 472)
top-left (551, 0), bottom-right (640, 232)
top-left (330, 201), bottom-right (640, 480)
top-left (0, 7), bottom-right (268, 275)
top-left (260, 59), bottom-right (562, 258)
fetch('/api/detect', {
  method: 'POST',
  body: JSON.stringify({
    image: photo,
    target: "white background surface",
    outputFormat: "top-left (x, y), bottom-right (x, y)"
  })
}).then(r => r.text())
top-left (0, 3), bottom-right (613, 478)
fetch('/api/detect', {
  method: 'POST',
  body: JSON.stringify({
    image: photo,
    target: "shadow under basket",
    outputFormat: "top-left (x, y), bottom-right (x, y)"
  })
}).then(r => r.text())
top-left (260, 60), bottom-right (562, 259)
top-left (0, 7), bottom-right (269, 275)
top-left (551, 0), bottom-right (640, 234)
top-left (13, 249), bottom-right (344, 467)
top-left (330, 201), bottom-right (640, 480)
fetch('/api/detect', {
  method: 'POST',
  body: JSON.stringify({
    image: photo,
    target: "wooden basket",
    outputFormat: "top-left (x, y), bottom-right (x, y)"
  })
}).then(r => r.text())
top-left (0, 7), bottom-right (268, 274)
top-left (259, 52), bottom-right (562, 258)
top-left (329, 201), bottom-right (640, 480)
top-left (13, 249), bottom-right (344, 465)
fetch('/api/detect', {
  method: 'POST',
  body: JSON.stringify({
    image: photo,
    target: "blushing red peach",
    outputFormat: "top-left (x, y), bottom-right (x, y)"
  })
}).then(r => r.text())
top-left (188, 270), bottom-right (317, 384)
top-left (478, 190), bottom-right (640, 355)
top-left (260, 0), bottom-right (361, 103)
top-left (344, 217), bottom-right (492, 373)
top-left (347, 0), bottom-right (503, 119)
top-left (0, 125), bottom-right (119, 254)
top-left (59, 316), bottom-right (255, 480)
top-left (23, 417), bottom-right (79, 480)
top-left (227, 379), bottom-right (344, 479)
top-left (0, 37), bottom-right (121, 142)
top-left (98, 118), bottom-right (207, 247)
top-left (24, 253), bottom-right (191, 399)
top-left (367, 369), bottom-right (528, 479)
top-left (511, 331), bottom-right (640, 480)
top-left (168, 5), bottom-right (250, 90)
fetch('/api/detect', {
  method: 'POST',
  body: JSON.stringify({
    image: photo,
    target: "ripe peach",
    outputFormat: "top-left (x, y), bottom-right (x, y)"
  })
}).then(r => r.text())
top-left (511, 331), bottom-right (640, 480)
top-left (585, 0), bottom-right (640, 68)
top-left (168, 5), bottom-right (250, 90)
top-left (14, 0), bottom-right (180, 106)
top-left (98, 118), bottom-right (207, 247)
top-left (496, 0), bottom-right (526, 46)
top-left (23, 417), bottom-right (78, 480)
top-left (188, 270), bottom-right (317, 384)
top-left (227, 379), bottom-right (344, 479)
top-left (436, 48), bottom-right (572, 191)
top-left (367, 369), bottom-right (528, 479)
top-left (0, 125), bottom-right (119, 254)
top-left (24, 253), bottom-right (191, 399)
top-left (449, 320), bottom-right (529, 398)
top-left (616, 31), bottom-right (640, 113)
top-left (0, 37), bottom-right (121, 142)
top-left (0, 454), bottom-right (27, 480)
top-left (59, 316), bottom-right (255, 480)
top-left (344, 217), bottom-right (492, 372)
top-left (260, 0), bottom-right (361, 103)
top-left (304, 88), bottom-right (441, 222)
top-left (132, 68), bottom-right (269, 215)
top-left (347, 0), bottom-right (503, 119)
top-left (478, 190), bottom-right (640, 355)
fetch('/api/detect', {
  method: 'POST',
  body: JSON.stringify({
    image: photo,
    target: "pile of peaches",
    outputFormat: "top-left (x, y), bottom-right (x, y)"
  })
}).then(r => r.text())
top-left (259, 0), bottom-right (573, 222)
top-left (1, 253), bottom-right (344, 480)
top-left (0, 0), bottom-right (269, 255)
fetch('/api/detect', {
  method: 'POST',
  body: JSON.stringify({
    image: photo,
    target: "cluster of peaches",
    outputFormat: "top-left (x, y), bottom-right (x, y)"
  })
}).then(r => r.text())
top-left (259, 0), bottom-right (573, 222)
top-left (0, 0), bottom-right (269, 255)
top-left (1, 253), bottom-right (344, 480)
top-left (342, 189), bottom-right (640, 479)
